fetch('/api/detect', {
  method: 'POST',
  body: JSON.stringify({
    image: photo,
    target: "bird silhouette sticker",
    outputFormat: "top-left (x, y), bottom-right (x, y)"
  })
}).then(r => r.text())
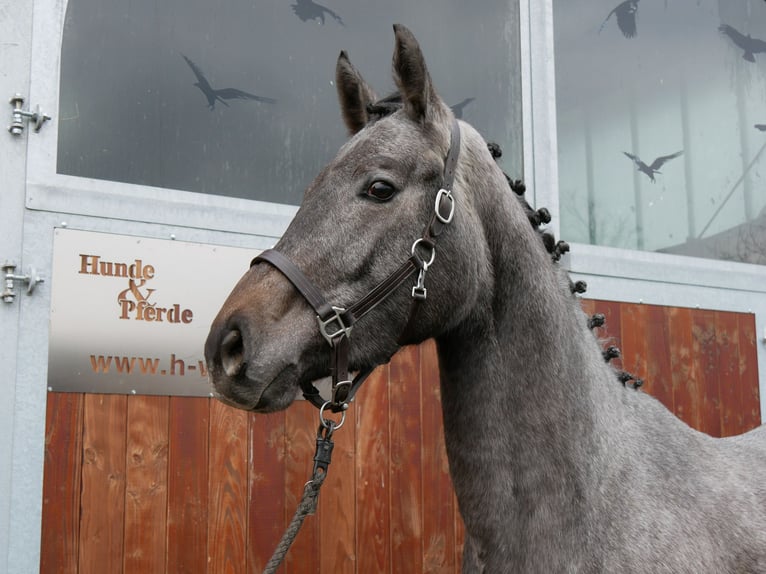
top-left (290, 0), bottom-right (345, 26)
top-left (623, 151), bottom-right (683, 183)
top-left (719, 24), bottom-right (766, 62)
top-left (181, 54), bottom-right (276, 110)
top-left (755, 124), bottom-right (766, 131)
top-left (450, 98), bottom-right (475, 119)
top-left (599, 0), bottom-right (640, 39)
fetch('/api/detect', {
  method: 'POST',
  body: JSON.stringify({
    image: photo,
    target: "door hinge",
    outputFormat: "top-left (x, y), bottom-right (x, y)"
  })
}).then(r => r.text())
top-left (2, 261), bottom-right (44, 303)
top-left (8, 94), bottom-right (51, 136)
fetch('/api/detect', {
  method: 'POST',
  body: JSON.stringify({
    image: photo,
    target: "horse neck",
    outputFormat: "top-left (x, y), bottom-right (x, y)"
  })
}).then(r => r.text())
top-left (437, 156), bottom-right (612, 419)
top-left (436, 206), bottom-right (609, 447)
top-left (433, 158), bottom-right (620, 548)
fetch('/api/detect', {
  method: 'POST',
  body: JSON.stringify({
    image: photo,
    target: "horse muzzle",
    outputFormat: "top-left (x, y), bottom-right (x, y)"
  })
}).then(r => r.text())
top-left (205, 323), bottom-right (301, 412)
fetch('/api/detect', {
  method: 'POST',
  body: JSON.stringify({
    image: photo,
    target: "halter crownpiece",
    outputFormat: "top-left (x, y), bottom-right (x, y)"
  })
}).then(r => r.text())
top-left (251, 118), bottom-right (461, 416)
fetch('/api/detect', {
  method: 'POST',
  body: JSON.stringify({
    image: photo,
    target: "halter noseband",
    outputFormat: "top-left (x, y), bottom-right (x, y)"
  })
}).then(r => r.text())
top-left (251, 118), bottom-right (461, 414)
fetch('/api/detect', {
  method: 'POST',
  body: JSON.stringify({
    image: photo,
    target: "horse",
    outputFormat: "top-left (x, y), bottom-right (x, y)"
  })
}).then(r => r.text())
top-left (205, 24), bottom-right (766, 573)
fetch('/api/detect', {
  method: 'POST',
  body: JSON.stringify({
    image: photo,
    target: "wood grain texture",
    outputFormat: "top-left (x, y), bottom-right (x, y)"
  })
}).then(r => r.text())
top-left (355, 364), bottom-right (392, 573)
top-left (208, 400), bottom-right (249, 574)
top-left (419, 339), bottom-right (455, 574)
top-left (645, 305), bottom-right (674, 411)
top-left (283, 402), bottom-right (320, 574)
top-left (39, 303), bottom-right (761, 574)
top-left (319, 394), bottom-right (356, 573)
top-left (666, 306), bottom-right (701, 429)
top-left (619, 302), bottom-right (651, 383)
top-left (579, 298), bottom-right (596, 320)
top-left (389, 345), bottom-right (424, 574)
top-left (166, 397), bottom-right (209, 573)
top-left (248, 410), bottom-right (287, 574)
top-left (716, 311), bottom-right (743, 437)
top-left (692, 309), bottom-right (722, 436)
top-left (737, 313), bottom-right (762, 431)
top-left (124, 395), bottom-right (169, 574)
top-left (40, 392), bottom-right (83, 574)
top-left (78, 394), bottom-right (128, 574)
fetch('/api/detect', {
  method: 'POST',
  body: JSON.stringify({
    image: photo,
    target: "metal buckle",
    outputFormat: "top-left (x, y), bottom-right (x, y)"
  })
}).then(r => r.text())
top-left (435, 188), bottom-right (455, 224)
top-left (331, 380), bottom-right (352, 410)
top-left (317, 306), bottom-right (352, 346)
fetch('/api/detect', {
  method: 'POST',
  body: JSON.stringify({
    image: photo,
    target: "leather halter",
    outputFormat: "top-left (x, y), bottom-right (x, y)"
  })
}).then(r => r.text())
top-left (251, 118), bottom-right (461, 413)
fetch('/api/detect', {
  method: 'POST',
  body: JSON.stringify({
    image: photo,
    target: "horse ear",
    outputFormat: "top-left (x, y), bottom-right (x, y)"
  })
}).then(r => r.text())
top-left (392, 23), bottom-right (443, 123)
top-left (336, 50), bottom-right (377, 135)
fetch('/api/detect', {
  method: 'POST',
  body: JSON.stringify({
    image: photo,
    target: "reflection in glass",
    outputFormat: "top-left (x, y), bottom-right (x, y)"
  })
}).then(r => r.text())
top-left (554, 0), bottom-right (766, 265)
top-left (58, 0), bottom-right (522, 207)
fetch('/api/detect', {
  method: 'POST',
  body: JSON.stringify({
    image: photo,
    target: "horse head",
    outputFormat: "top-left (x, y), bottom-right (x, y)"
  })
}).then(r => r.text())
top-left (205, 24), bottom-right (503, 413)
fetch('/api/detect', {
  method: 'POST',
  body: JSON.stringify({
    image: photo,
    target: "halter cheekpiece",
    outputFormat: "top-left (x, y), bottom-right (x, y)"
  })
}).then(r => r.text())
top-left (251, 118), bottom-right (461, 418)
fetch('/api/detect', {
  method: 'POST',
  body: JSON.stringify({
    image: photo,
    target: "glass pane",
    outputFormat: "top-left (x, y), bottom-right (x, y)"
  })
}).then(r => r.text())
top-left (554, 0), bottom-right (766, 265)
top-left (58, 0), bottom-right (522, 206)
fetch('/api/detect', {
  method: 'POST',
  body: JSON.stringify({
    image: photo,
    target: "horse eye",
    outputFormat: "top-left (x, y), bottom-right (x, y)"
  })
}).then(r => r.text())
top-left (366, 180), bottom-right (397, 201)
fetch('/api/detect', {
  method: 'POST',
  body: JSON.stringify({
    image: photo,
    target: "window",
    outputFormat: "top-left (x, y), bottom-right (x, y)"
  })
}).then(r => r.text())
top-left (58, 0), bottom-right (522, 206)
top-left (554, 0), bottom-right (766, 265)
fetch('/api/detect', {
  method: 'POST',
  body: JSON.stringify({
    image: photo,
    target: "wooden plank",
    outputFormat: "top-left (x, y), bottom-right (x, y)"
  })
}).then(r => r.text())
top-left (319, 393), bottom-right (356, 573)
top-left (40, 392), bottom-right (84, 574)
top-left (579, 298), bottom-right (597, 326)
top-left (208, 400), bottom-right (249, 574)
top-left (737, 313), bottom-right (762, 431)
top-left (715, 311), bottom-right (743, 437)
top-left (389, 345), bottom-right (424, 574)
top-left (692, 308), bottom-right (722, 437)
top-left (419, 339), bottom-right (455, 574)
top-left (124, 395), bottom-right (169, 574)
top-left (643, 305), bottom-right (673, 411)
top-left (247, 410), bottom-right (286, 574)
top-left (283, 401), bottom-right (320, 574)
top-left (79, 394), bottom-right (128, 574)
top-left (666, 307), bottom-right (701, 430)
top-left (619, 302), bottom-right (650, 388)
top-left (355, 363), bottom-right (391, 573)
top-left (166, 397), bottom-right (209, 573)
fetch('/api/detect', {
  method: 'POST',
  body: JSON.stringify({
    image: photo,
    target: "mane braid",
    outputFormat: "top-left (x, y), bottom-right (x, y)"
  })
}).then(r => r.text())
top-left (489, 140), bottom-right (644, 392)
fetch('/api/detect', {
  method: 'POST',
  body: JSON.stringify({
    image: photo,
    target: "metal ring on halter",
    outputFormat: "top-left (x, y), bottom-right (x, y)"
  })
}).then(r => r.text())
top-left (319, 401), bottom-right (346, 430)
top-left (411, 238), bottom-right (436, 271)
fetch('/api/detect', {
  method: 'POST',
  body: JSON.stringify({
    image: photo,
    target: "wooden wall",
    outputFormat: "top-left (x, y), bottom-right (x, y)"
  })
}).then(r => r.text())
top-left (40, 300), bottom-right (761, 573)
top-left (579, 300), bottom-right (761, 436)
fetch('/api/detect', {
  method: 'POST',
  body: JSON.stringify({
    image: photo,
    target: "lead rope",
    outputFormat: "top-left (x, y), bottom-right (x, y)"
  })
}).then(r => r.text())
top-left (262, 412), bottom-right (341, 574)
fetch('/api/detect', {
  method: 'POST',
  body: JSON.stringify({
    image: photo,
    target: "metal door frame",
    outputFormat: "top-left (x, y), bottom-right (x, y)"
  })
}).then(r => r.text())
top-left (1, 1), bottom-right (35, 572)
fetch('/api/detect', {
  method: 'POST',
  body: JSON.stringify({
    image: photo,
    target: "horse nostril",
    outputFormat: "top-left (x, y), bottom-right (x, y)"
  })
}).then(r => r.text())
top-left (220, 329), bottom-right (245, 377)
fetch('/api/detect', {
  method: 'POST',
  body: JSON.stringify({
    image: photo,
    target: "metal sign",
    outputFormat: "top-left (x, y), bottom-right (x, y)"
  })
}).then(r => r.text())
top-left (48, 228), bottom-right (257, 396)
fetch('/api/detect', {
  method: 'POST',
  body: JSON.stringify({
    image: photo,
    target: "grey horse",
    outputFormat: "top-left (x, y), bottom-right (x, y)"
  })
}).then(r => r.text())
top-left (205, 24), bottom-right (766, 573)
